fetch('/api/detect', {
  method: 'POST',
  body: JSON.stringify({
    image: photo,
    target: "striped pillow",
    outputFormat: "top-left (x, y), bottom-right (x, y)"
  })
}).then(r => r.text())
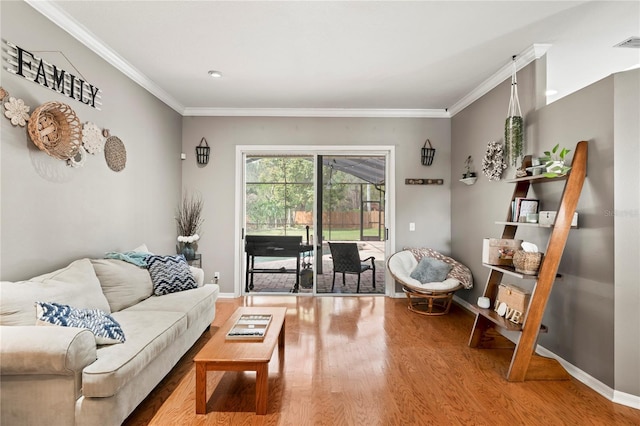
top-left (36, 301), bottom-right (125, 344)
top-left (146, 254), bottom-right (197, 296)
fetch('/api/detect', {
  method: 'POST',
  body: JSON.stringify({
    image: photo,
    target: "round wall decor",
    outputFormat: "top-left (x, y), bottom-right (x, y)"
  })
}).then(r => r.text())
top-left (67, 146), bottom-right (87, 168)
top-left (82, 122), bottom-right (105, 154)
top-left (28, 101), bottom-right (82, 160)
top-left (104, 136), bottom-right (126, 172)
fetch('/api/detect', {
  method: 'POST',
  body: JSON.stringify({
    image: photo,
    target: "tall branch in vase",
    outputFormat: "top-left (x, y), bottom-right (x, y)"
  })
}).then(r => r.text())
top-left (175, 193), bottom-right (204, 258)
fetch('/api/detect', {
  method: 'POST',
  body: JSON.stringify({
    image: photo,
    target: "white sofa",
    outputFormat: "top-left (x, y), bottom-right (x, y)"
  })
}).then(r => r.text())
top-left (0, 255), bottom-right (219, 426)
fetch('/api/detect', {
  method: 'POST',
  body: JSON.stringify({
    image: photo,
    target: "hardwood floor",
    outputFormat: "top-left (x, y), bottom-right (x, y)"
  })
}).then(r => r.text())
top-left (124, 296), bottom-right (640, 425)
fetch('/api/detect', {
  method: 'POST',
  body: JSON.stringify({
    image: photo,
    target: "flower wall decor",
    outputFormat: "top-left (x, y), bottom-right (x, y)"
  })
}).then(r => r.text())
top-left (482, 141), bottom-right (508, 181)
top-left (4, 96), bottom-right (30, 127)
top-left (82, 122), bottom-right (105, 154)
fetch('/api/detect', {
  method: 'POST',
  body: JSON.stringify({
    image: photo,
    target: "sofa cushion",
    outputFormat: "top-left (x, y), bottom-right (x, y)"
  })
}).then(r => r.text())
top-left (90, 259), bottom-right (154, 312)
top-left (82, 310), bottom-right (187, 397)
top-left (146, 255), bottom-right (197, 296)
top-left (0, 259), bottom-right (111, 326)
top-left (126, 284), bottom-right (219, 328)
top-left (36, 302), bottom-right (126, 345)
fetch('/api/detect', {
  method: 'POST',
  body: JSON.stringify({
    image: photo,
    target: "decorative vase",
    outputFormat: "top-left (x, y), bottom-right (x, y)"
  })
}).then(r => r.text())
top-left (181, 243), bottom-right (196, 260)
top-left (546, 161), bottom-right (565, 174)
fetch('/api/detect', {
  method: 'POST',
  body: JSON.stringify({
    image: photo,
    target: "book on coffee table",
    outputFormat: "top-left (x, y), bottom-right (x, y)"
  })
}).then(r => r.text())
top-left (226, 314), bottom-right (273, 340)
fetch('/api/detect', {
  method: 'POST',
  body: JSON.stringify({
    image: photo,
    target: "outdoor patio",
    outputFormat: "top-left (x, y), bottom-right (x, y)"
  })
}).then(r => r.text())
top-left (246, 241), bottom-right (385, 294)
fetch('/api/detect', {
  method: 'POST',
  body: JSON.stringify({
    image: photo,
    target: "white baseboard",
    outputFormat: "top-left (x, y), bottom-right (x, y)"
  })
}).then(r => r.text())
top-left (453, 295), bottom-right (640, 411)
top-left (614, 390), bottom-right (640, 410)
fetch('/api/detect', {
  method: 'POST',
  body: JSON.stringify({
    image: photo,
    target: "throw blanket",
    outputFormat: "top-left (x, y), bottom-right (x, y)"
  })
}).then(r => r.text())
top-left (105, 251), bottom-right (151, 267)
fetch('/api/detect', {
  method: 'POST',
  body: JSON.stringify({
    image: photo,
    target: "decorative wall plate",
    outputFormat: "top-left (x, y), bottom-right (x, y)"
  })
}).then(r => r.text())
top-left (104, 136), bottom-right (126, 172)
top-left (67, 146), bottom-right (87, 168)
top-left (4, 96), bottom-right (30, 127)
top-left (82, 122), bottom-right (105, 154)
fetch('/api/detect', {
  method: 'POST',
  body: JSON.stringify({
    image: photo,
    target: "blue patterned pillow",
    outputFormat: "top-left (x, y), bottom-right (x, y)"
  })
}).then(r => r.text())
top-left (146, 254), bottom-right (197, 296)
top-left (36, 301), bottom-right (125, 344)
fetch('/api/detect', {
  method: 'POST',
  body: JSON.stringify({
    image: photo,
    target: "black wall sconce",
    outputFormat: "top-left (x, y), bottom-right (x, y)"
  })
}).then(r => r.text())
top-left (196, 137), bottom-right (210, 165)
top-left (421, 139), bottom-right (436, 166)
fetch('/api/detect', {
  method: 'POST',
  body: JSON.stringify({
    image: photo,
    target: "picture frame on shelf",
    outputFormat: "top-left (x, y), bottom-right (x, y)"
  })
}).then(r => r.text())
top-left (512, 198), bottom-right (539, 222)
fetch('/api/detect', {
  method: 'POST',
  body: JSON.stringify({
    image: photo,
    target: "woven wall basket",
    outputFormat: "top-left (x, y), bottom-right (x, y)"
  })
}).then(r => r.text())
top-left (104, 136), bottom-right (127, 172)
top-left (28, 101), bottom-right (82, 160)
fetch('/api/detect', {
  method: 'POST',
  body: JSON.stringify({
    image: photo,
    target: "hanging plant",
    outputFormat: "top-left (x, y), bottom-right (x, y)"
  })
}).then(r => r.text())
top-left (505, 56), bottom-right (524, 167)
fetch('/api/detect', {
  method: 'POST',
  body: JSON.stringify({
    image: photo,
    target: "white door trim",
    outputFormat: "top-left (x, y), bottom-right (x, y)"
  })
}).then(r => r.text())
top-left (234, 145), bottom-right (395, 297)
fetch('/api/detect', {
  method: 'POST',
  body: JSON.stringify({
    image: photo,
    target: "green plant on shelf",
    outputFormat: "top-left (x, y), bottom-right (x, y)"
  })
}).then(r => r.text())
top-left (540, 144), bottom-right (572, 177)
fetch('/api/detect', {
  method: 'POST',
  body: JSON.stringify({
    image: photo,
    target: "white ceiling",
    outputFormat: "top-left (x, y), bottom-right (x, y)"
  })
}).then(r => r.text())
top-left (28, 1), bottom-right (640, 117)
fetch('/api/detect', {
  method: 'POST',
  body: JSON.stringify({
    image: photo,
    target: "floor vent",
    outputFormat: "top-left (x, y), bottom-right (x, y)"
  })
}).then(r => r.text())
top-left (615, 37), bottom-right (640, 48)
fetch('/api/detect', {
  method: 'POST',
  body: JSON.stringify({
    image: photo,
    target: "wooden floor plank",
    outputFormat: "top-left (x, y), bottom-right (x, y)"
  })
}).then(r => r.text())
top-left (123, 296), bottom-right (640, 425)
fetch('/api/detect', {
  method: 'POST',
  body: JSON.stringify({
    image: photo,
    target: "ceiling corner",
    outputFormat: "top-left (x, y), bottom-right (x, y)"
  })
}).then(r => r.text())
top-left (448, 44), bottom-right (551, 117)
top-left (25, 0), bottom-right (185, 115)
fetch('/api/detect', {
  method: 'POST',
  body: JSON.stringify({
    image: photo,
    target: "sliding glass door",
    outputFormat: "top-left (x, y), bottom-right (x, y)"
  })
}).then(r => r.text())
top-left (244, 156), bottom-right (315, 293)
top-left (317, 155), bottom-right (385, 294)
top-left (239, 148), bottom-right (390, 296)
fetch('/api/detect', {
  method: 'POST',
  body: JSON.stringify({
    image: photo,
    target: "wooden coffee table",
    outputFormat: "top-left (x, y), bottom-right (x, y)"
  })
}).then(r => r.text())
top-left (194, 307), bottom-right (287, 415)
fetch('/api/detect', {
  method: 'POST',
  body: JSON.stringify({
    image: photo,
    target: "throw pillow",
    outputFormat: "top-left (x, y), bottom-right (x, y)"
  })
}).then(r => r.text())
top-left (91, 259), bottom-right (154, 312)
top-left (1, 259), bottom-right (111, 327)
top-left (410, 256), bottom-right (453, 284)
top-left (146, 254), bottom-right (197, 296)
top-left (36, 301), bottom-right (125, 344)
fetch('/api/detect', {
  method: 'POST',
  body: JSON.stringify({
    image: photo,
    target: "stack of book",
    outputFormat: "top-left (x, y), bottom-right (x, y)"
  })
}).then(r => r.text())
top-left (511, 198), bottom-right (539, 222)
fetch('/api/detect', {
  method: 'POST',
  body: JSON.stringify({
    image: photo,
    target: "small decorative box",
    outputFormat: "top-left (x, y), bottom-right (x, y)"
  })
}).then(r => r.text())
top-left (495, 283), bottom-right (531, 324)
top-left (482, 238), bottom-right (522, 266)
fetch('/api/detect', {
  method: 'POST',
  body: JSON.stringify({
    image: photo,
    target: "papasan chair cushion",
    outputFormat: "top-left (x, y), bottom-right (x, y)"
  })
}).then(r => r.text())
top-left (387, 248), bottom-right (473, 315)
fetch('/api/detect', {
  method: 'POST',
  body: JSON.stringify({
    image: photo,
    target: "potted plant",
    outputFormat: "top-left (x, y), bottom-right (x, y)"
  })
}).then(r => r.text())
top-left (505, 56), bottom-right (524, 167)
top-left (463, 155), bottom-right (477, 179)
top-left (540, 144), bottom-right (572, 177)
top-left (175, 192), bottom-right (204, 260)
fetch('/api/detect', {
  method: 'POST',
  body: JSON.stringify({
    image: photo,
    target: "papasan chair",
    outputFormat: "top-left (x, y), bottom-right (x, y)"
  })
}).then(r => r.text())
top-left (387, 248), bottom-right (473, 316)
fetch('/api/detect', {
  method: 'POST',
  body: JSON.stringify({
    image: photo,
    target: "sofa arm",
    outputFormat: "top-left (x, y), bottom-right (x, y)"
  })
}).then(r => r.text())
top-left (190, 266), bottom-right (205, 286)
top-left (0, 326), bottom-right (97, 375)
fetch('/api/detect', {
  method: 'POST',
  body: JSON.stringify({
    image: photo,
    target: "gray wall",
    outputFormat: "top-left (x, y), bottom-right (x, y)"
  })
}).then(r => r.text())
top-left (181, 116), bottom-right (451, 293)
top-left (0, 1), bottom-right (183, 280)
top-left (451, 60), bottom-right (619, 387)
top-left (613, 69), bottom-right (640, 397)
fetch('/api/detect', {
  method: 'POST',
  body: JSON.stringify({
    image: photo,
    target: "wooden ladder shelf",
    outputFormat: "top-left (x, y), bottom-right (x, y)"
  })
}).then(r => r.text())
top-left (468, 140), bottom-right (588, 381)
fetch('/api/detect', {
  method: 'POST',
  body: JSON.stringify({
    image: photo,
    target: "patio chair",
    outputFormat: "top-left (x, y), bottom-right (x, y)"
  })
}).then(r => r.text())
top-left (328, 242), bottom-right (376, 293)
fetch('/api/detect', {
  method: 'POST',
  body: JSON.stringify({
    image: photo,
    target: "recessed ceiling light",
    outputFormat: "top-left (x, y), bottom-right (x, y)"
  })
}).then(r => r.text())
top-left (545, 89), bottom-right (558, 96)
top-left (208, 70), bottom-right (222, 78)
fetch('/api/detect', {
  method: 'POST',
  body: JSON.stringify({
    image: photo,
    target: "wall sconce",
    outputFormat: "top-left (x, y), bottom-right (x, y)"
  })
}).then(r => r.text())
top-left (421, 139), bottom-right (436, 166)
top-left (196, 137), bottom-right (210, 165)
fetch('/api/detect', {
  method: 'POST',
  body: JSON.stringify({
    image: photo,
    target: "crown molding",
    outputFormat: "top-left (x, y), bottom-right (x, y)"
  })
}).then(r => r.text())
top-left (448, 43), bottom-right (551, 117)
top-left (25, 0), bottom-right (186, 115)
top-left (182, 107), bottom-right (450, 118)
top-left (28, 1), bottom-right (548, 120)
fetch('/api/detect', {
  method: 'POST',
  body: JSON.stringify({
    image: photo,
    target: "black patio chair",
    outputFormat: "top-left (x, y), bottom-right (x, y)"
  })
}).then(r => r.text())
top-left (328, 242), bottom-right (375, 293)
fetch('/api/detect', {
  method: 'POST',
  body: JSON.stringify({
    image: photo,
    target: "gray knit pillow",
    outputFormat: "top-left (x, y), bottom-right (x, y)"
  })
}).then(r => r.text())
top-left (410, 257), bottom-right (452, 283)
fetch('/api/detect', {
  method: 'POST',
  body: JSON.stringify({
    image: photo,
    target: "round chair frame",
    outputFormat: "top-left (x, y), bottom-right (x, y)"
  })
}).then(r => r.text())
top-left (387, 249), bottom-right (472, 316)
top-left (400, 283), bottom-right (463, 316)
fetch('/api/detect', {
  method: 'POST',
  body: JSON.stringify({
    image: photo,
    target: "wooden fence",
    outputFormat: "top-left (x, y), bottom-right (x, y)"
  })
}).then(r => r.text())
top-left (294, 211), bottom-right (384, 229)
